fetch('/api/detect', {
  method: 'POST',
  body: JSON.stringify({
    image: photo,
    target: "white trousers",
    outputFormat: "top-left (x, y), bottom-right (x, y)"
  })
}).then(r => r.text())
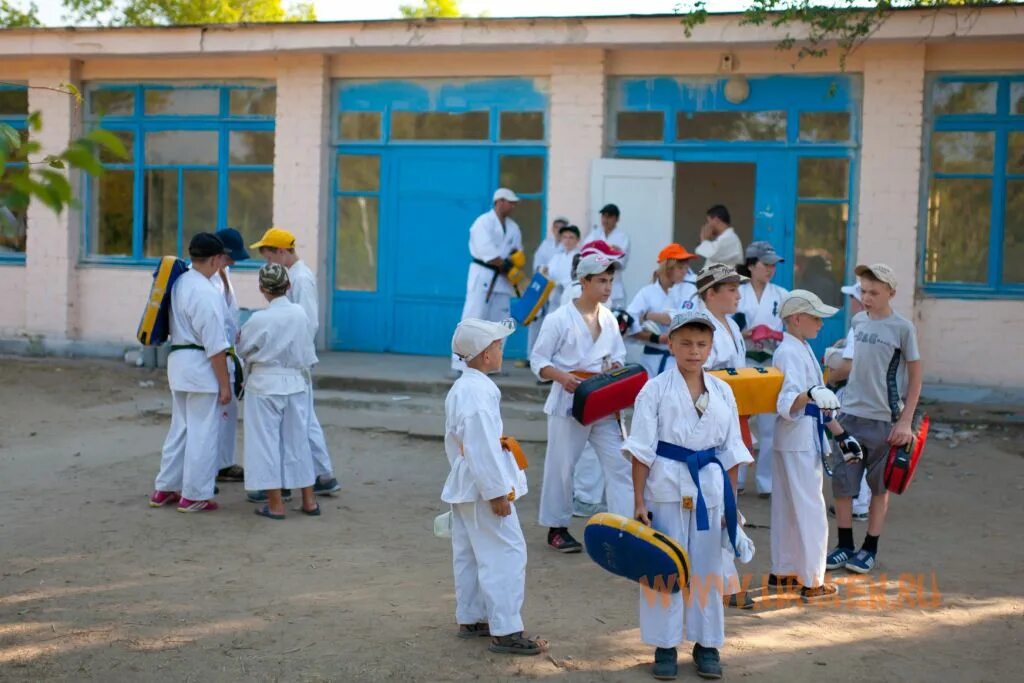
top-left (527, 308), bottom-right (545, 356)
top-left (638, 500), bottom-right (725, 649)
top-left (451, 500), bottom-right (527, 637)
top-left (452, 290), bottom-right (511, 370)
top-left (155, 390), bottom-right (221, 501)
top-left (308, 406), bottom-right (334, 480)
top-left (770, 448), bottom-right (828, 587)
top-left (538, 415), bottom-right (632, 528)
top-left (752, 412), bottom-right (775, 495)
top-left (854, 473), bottom-right (872, 515)
top-left (573, 443), bottom-right (606, 505)
top-left (216, 394), bottom-right (238, 470)
top-left (243, 391), bottom-right (315, 491)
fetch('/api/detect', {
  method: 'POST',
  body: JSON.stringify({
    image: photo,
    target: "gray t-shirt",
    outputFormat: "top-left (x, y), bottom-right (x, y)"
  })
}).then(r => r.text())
top-left (841, 311), bottom-right (921, 422)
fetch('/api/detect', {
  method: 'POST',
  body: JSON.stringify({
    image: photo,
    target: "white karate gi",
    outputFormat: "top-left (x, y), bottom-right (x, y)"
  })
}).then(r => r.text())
top-left (530, 303), bottom-right (633, 528)
top-left (528, 236), bottom-right (559, 354)
top-left (596, 226), bottom-right (630, 308)
top-left (771, 333), bottom-right (830, 588)
top-left (626, 282), bottom-right (691, 379)
top-left (238, 298), bottom-right (318, 491)
top-left (442, 368), bottom-right (529, 637)
top-left (154, 269), bottom-right (230, 501)
top-left (288, 259), bottom-right (336, 483)
top-left (736, 281), bottom-right (789, 495)
top-left (211, 269), bottom-right (241, 471)
top-left (623, 369), bottom-right (753, 649)
top-left (546, 247), bottom-right (578, 311)
top-left (695, 227), bottom-right (744, 266)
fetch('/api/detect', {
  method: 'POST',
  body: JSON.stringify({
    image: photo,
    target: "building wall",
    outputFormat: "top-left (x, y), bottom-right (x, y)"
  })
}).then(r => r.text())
top-left (916, 299), bottom-right (1024, 387)
top-left (0, 267), bottom-right (26, 336)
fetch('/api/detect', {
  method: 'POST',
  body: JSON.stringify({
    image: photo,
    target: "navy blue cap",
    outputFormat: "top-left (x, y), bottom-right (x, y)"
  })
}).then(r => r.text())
top-left (599, 203), bottom-right (620, 217)
top-left (188, 232), bottom-right (228, 259)
top-left (215, 228), bottom-right (250, 262)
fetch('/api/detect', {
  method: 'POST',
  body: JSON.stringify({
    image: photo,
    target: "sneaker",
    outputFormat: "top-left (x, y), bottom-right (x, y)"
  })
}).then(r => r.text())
top-left (845, 549), bottom-right (877, 574)
top-left (767, 573), bottom-right (801, 593)
top-left (691, 643), bottom-right (722, 679)
top-left (652, 647), bottom-right (678, 680)
top-left (245, 489), bottom-right (292, 504)
top-left (176, 497), bottom-right (219, 513)
top-left (572, 499), bottom-right (606, 518)
top-left (216, 465), bottom-right (245, 482)
top-left (547, 528), bottom-right (582, 553)
top-left (828, 505), bottom-right (869, 522)
top-left (801, 584), bottom-right (839, 602)
top-left (724, 591), bottom-right (754, 609)
top-left (149, 490), bottom-right (180, 508)
top-left (825, 546), bottom-right (856, 570)
top-left (313, 477), bottom-right (342, 496)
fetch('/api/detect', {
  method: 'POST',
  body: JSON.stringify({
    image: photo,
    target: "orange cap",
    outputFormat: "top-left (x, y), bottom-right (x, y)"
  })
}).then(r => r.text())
top-left (658, 243), bottom-right (696, 263)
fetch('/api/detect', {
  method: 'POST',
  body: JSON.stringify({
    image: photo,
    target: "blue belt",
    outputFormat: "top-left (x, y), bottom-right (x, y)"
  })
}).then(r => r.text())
top-left (643, 345), bottom-right (671, 374)
top-left (804, 403), bottom-right (833, 456)
top-left (654, 441), bottom-right (739, 557)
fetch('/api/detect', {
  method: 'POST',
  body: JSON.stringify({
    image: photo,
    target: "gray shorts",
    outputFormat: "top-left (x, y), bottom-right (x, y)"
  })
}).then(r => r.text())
top-left (831, 414), bottom-right (891, 498)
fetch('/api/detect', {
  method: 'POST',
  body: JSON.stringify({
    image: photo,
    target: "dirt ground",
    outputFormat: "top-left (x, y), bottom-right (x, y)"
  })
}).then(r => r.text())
top-left (1, 357), bottom-right (1022, 682)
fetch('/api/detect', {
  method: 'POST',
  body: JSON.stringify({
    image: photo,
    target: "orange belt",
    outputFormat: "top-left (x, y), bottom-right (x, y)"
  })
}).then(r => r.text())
top-left (570, 370), bottom-right (598, 380)
top-left (500, 436), bottom-right (528, 471)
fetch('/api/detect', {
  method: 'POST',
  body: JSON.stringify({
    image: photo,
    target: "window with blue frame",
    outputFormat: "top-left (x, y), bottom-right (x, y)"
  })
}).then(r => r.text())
top-left (0, 83), bottom-right (29, 261)
top-left (84, 83), bottom-right (276, 263)
top-left (924, 75), bottom-right (1024, 296)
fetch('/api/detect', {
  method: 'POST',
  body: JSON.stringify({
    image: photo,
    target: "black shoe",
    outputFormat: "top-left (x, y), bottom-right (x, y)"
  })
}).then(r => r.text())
top-left (652, 647), bottom-right (678, 680)
top-left (767, 573), bottom-right (800, 593)
top-left (547, 527), bottom-right (582, 553)
top-left (692, 643), bottom-right (722, 679)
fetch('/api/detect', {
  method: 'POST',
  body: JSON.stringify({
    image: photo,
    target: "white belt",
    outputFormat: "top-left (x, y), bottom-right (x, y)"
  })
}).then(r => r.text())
top-left (248, 365), bottom-right (304, 378)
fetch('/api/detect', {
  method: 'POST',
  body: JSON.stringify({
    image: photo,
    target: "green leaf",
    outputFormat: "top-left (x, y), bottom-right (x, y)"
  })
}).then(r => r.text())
top-left (39, 169), bottom-right (73, 204)
top-left (61, 143), bottom-right (104, 176)
top-left (46, 157), bottom-right (66, 169)
top-left (0, 123), bottom-right (19, 154)
top-left (27, 111), bottom-right (42, 132)
top-left (84, 129), bottom-right (128, 160)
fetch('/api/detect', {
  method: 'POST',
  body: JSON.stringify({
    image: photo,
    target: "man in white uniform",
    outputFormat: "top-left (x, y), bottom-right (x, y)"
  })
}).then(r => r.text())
top-left (531, 253), bottom-right (634, 553)
top-left (150, 233), bottom-right (233, 513)
top-left (211, 228), bottom-right (249, 485)
top-left (695, 205), bottom-right (744, 267)
top-left (624, 310), bottom-right (753, 680)
top-left (444, 318), bottom-right (543, 656)
top-left (239, 263), bottom-right (321, 519)
top-left (528, 216), bottom-right (569, 355)
top-left (597, 204), bottom-right (631, 308)
top-left (251, 227), bottom-right (341, 498)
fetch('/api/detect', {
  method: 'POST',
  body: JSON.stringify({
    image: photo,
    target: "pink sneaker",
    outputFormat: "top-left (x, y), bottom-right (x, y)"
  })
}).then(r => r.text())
top-left (176, 497), bottom-right (219, 513)
top-left (149, 490), bottom-right (181, 508)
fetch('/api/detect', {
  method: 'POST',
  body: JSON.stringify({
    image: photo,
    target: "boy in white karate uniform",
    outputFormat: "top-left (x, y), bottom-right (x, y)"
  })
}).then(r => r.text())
top-left (238, 263), bottom-right (320, 520)
top-left (150, 233), bottom-right (234, 513)
top-left (544, 224), bottom-right (581, 308)
top-left (770, 290), bottom-right (862, 599)
top-left (251, 227), bottom-right (340, 498)
top-left (624, 310), bottom-right (752, 680)
top-left (531, 252), bottom-right (634, 553)
top-left (444, 318), bottom-right (543, 656)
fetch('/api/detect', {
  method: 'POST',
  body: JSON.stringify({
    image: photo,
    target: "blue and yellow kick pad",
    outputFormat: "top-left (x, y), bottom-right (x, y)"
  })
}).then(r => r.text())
top-left (584, 512), bottom-right (691, 594)
top-left (510, 272), bottom-right (555, 327)
top-left (137, 256), bottom-right (189, 346)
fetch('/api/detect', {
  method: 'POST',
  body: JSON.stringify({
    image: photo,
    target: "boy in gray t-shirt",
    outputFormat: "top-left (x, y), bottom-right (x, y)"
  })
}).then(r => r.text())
top-left (825, 264), bottom-right (922, 575)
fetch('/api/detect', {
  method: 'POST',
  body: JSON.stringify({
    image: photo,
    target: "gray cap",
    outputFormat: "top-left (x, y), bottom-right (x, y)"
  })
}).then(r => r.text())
top-left (696, 262), bottom-right (749, 294)
top-left (779, 289), bottom-right (839, 319)
top-left (668, 310), bottom-right (716, 335)
top-left (855, 263), bottom-right (898, 289)
top-left (745, 241), bottom-right (784, 265)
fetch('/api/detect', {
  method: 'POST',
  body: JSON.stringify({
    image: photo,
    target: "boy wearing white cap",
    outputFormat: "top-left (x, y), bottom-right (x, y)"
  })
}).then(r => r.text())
top-left (453, 188), bottom-right (524, 372)
top-left (826, 264), bottom-right (922, 575)
top-left (531, 252), bottom-right (634, 553)
top-left (771, 291), bottom-right (863, 599)
top-left (624, 310), bottom-right (752, 680)
top-left (444, 318), bottom-right (543, 656)
top-left (238, 263), bottom-right (320, 520)
top-left (252, 227), bottom-right (340, 498)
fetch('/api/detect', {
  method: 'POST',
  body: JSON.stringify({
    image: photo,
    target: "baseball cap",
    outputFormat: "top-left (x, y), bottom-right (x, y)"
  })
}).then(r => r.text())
top-left (658, 243), bottom-right (697, 263)
top-left (696, 262), bottom-right (748, 294)
top-left (575, 252), bottom-right (617, 278)
top-left (493, 188), bottom-right (519, 203)
top-left (258, 262), bottom-right (290, 290)
top-left (215, 228), bottom-right (250, 262)
top-left (668, 310), bottom-right (716, 335)
top-left (451, 318), bottom-right (516, 361)
top-left (745, 241), bottom-right (784, 265)
top-left (840, 282), bottom-right (863, 303)
top-left (188, 232), bottom-right (228, 259)
top-left (250, 227), bottom-right (297, 250)
top-left (779, 289), bottom-right (839, 319)
top-left (855, 263), bottom-right (898, 289)
top-left (599, 203), bottom-right (620, 217)
top-left (579, 239), bottom-right (624, 260)
top-left (558, 224), bottom-right (581, 238)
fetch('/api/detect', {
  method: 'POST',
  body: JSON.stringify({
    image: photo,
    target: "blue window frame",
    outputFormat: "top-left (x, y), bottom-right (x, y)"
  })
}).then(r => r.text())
top-left (1, 83), bottom-right (29, 264)
top-left (922, 74), bottom-right (1024, 298)
top-left (82, 82), bottom-right (276, 266)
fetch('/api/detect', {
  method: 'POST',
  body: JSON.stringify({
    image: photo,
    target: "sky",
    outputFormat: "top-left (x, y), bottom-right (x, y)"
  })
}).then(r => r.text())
top-left (25, 0), bottom-right (753, 27)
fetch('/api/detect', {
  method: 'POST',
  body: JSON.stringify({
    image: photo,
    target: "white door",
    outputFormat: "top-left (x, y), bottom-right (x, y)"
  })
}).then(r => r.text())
top-left (589, 158), bottom-right (675, 308)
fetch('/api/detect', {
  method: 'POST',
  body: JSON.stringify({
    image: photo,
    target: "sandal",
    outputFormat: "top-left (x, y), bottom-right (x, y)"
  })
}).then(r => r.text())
top-left (457, 623), bottom-right (490, 639)
top-left (254, 504), bottom-right (285, 520)
top-left (488, 631), bottom-right (544, 656)
top-left (298, 503), bottom-right (321, 517)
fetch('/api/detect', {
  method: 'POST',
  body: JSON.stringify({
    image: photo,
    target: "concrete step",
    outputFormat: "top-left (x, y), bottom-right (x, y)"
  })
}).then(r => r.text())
top-left (315, 389), bottom-right (544, 421)
top-left (315, 404), bottom-right (548, 443)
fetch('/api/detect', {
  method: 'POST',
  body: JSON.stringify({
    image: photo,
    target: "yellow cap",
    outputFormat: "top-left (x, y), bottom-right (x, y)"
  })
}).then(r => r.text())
top-left (250, 227), bottom-right (296, 250)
